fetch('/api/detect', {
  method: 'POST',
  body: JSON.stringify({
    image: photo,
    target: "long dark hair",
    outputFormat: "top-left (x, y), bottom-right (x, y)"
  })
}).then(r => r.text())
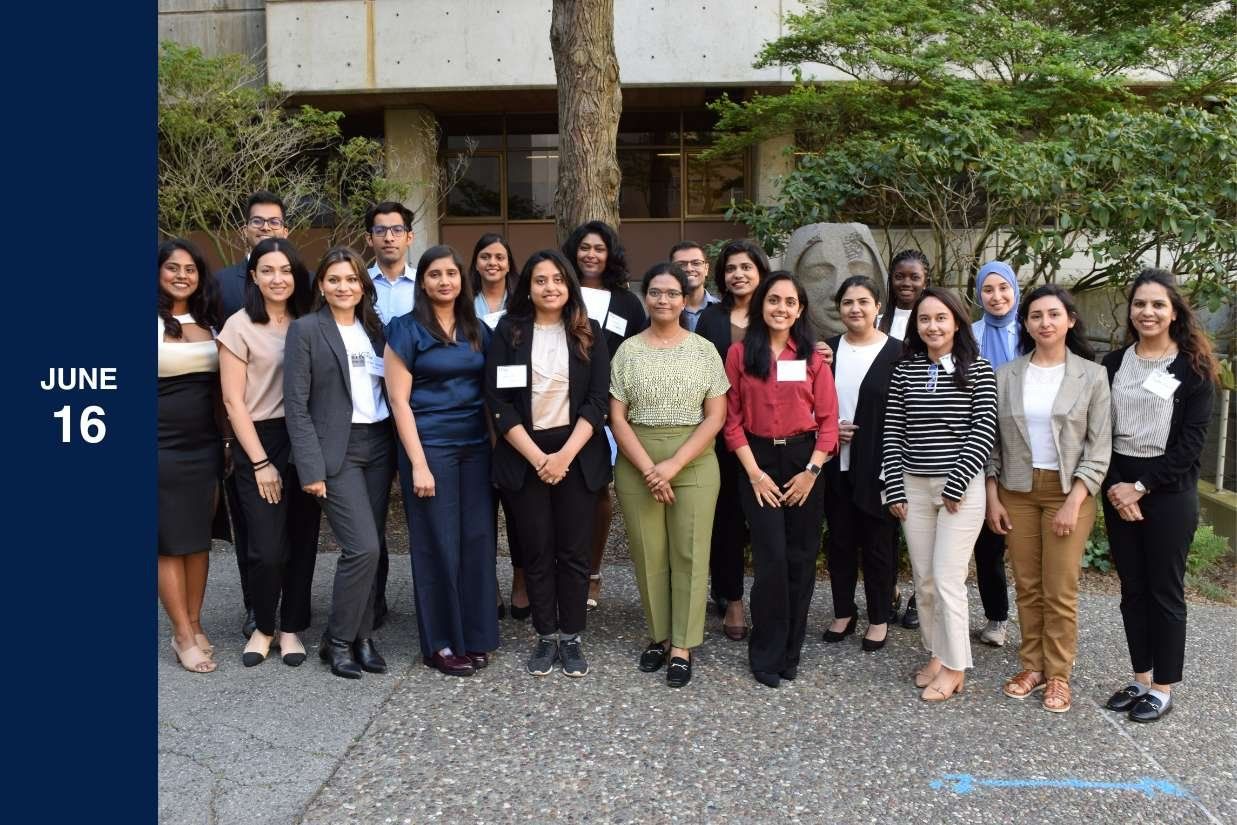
top-left (506, 249), bottom-right (595, 362)
top-left (879, 249), bottom-right (930, 333)
top-left (714, 239), bottom-right (771, 312)
top-left (158, 237), bottom-right (219, 338)
top-left (412, 244), bottom-right (484, 351)
top-left (743, 271), bottom-right (817, 380)
top-left (469, 233), bottom-right (519, 302)
top-left (244, 237), bottom-right (311, 323)
top-left (563, 220), bottom-right (629, 290)
top-left (1018, 284), bottom-right (1095, 361)
top-left (1124, 268), bottom-right (1219, 381)
top-left (312, 246), bottom-right (384, 342)
top-left (903, 287), bottom-right (980, 390)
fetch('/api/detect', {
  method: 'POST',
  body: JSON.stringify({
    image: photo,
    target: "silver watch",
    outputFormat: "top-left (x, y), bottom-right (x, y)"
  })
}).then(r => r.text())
top-left (1133, 480), bottom-right (1149, 494)
top-left (806, 462), bottom-right (822, 477)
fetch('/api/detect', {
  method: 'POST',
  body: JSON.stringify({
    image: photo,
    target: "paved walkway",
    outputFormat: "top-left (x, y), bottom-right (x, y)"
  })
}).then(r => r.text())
top-left (159, 551), bottom-right (1236, 824)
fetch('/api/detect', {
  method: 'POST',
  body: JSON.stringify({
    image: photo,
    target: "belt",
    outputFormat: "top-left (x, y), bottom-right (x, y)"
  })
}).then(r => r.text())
top-left (746, 430), bottom-right (815, 447)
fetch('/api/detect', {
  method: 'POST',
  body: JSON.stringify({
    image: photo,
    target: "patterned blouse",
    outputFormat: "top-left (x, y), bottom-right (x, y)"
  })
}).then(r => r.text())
top-left (610, 333), bottom-right (730, 427)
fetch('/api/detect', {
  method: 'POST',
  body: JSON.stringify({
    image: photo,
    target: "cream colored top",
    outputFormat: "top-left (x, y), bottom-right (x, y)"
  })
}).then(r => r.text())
top-left (217, 309), bottom-right (288, 421)
top-left (531, 322), bottom-right (571, 430)
top-left (158, 314), bottom-right (218, 378)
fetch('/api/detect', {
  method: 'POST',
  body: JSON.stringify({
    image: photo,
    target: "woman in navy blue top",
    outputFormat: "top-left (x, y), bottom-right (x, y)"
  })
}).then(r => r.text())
top-left (385, 244), bottom-right (497, 678)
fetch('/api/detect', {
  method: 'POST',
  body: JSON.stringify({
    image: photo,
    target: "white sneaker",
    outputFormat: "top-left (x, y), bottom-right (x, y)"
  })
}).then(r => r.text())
top-left (979, 620), bottom-right (1008, 647)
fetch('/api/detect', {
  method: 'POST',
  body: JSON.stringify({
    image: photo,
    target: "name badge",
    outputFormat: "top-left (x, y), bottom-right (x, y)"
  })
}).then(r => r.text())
top-left (939, 353), bottom-right (956, 374)
top-left (1142, 369), bottom-right (1180, 400)
top-left (777, 359), bottom-right (807, 382)
top-left (482, 310), bottom-right (506, 330)
top-left (496, 365), bottom-right (527, 389)
top-left (604, 312), bottom-right (628, 337)
top-left (365, 352), bottom-right (385, 378)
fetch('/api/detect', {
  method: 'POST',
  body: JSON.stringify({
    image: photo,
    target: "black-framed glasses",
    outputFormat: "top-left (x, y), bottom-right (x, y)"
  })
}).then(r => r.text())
top-left (247, 216), bottom-right (285, 229)
top-left (370, 225), bottom-right (408, 238)
top-left (925, 363), bottom-right (940, 392)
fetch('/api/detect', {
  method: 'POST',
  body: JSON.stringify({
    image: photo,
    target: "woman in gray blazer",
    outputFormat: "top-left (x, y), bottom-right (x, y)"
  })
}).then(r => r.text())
top-left (284, 247), bottom-right (396, 680)
top-left (985, 284), bottom-right (1111, 713)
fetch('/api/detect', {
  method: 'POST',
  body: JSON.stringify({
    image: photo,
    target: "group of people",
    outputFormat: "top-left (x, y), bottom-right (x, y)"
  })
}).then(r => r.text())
top-left (157, 191), bottom-right (1218, 722)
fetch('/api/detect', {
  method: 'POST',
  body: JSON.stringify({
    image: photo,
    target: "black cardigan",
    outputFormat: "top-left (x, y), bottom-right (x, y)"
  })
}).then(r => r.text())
top-left (599, 286), bottom-right (648, 363)
top-left (484, 316), bottom-right (612, 493)
top-left (1102, 345), bottom-right (1215, 493)
top-left (694, 302), bottom-right (736, 364)
top-left (823, 334), bottom-right (904, 519)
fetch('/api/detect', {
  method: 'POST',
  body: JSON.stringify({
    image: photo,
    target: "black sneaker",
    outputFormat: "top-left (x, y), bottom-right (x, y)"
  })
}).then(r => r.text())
top-left (526, 638), bottom-right (558, 676)
top-left (638, 642), bottom-right (668, 672)
top-left (559, 637), bottom-right (589, 677)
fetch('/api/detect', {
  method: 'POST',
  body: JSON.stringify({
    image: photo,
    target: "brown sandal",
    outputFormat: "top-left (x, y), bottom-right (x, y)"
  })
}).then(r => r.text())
top-left (1042, 678), bottom-right (1072, 713)
top-left (1003, 669), bottom-right (1046, 699)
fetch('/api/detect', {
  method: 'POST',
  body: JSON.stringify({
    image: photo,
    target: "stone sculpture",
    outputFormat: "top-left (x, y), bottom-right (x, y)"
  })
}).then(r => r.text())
top-left (782, 223), bottom-right (888, 339)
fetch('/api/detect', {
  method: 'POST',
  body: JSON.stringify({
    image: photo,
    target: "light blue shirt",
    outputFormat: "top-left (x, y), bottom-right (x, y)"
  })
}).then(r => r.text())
top-left (473, 290), bottom-right (508, 320)
top-left (682, 291), bottom-right (720, 332)
top-left (367, 262), bottom-right (417, 325)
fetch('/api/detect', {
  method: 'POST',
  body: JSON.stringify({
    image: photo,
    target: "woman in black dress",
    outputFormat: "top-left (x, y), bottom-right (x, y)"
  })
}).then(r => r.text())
top-left (157, 238), bottom-right (222, 674)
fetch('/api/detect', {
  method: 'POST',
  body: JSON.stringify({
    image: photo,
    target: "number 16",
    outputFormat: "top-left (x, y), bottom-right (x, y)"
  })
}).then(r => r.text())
top-left (53, 405), bottom-right (107, 444)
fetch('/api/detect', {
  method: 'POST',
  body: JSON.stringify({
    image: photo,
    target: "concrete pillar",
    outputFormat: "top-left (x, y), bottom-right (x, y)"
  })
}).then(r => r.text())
top-left (754, 134), bottom-right (795, 206)
top-left (383, 106), bottom-right (440, 267)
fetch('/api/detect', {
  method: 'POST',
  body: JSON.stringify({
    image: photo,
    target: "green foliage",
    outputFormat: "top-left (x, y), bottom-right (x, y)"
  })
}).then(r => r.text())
top-left (1187, 523), bottom-right (1233, 576)
top-left (712, 0), bottom-right (1237, 299)
top-left (1082, 507), bottom-right (1113, 572)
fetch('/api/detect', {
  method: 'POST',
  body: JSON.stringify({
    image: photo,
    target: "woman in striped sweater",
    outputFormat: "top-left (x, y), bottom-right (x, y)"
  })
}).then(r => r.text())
top-left (882, 287), bottom-right (998, 702)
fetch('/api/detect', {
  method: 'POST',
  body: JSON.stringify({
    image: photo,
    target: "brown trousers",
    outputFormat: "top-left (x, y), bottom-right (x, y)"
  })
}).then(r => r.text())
top-left (1000, 470), bottom-right (1096, 680)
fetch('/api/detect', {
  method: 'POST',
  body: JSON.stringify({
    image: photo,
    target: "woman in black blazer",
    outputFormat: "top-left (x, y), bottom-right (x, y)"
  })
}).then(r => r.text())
top-left (284, 246), bottom-right (397, 680)
top-left (486, 249), bottom-right (611, 678)
top-left (822, 275), bottom-right (903, 651)
top-left (1100, 268), bottom-right (1218, 723)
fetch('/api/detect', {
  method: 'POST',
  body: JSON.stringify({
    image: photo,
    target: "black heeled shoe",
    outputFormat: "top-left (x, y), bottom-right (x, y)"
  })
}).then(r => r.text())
top-left (509, 602), bottom-right (532, 621)
top-left (822, 615), bottom-right (857, 643)
top-left (353, 638), bottom-right (387, 674)
top-left (319, 635), bottom-right (363, 679)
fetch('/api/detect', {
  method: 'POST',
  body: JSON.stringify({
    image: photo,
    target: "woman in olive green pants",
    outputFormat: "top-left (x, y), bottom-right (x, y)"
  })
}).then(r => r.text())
top-left (610, 262), bottom-right (729, 688)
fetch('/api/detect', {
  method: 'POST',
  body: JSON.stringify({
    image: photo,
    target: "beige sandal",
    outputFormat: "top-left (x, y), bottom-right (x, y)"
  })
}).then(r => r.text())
top-left (194, 633), bottom-right (214, 659)
top-left (171, 637), bottom-right (217, 673)
top-left (922, 673), bottom-right (965, 702)
top-left (914, 663), bottom-right (941, 689)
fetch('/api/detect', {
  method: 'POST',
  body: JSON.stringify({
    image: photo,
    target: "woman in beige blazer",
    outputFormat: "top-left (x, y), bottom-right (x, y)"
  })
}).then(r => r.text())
top-left (986, 284), bottom-right (1111, 713)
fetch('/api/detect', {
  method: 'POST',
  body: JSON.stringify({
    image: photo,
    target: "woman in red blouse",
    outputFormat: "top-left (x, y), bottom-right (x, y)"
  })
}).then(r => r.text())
top-left (724, 271), bottom-right (839, 688)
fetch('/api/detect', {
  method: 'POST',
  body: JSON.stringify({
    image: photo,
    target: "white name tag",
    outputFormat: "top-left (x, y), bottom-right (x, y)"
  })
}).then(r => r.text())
top-left (777, 359), bottom-right (807, 382)
top-left (1142, 369), bottom-right (1180, 400)
top-left (604, 312), bottom-right (628, 337)
top-left (496, 365), bottom-right (528, 389)
top-left (482, 310), bottom-right (506, 330)
top-left (365, 352), bottom-right (385, 378)
top-left (581, 287), bottom-right (613, 322)
top-left (939, 353), bottom-right (956, 374)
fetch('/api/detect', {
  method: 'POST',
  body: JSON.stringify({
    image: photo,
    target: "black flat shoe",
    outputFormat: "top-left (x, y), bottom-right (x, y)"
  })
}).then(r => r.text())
top-left (753, 670), bottom-right (781, 688)
top-left (822, 615), bottom-right (857, 643)
top-left (509, 603), bottom-right (532, 621)
top-left (242, 607), bottom-right (257, 640)
top-left (900, 594), bottom-right (920, 630)
top-left (1105, 684), bottom-right (1148, 712)
top-left (1129, 694), bottom-right (1172, 723)
top-left (639, 642), bottom-right (668, 673)
top-left (667, 655), bottom-right (692, 688)
top-left (862, 632), bottom-right (888, 652)
top-left (780, 664), bottom-right (798, 681)
top-left (353, 638), bottom-right (387, 674)
top-left (319, 635), bottom-right (362, 679)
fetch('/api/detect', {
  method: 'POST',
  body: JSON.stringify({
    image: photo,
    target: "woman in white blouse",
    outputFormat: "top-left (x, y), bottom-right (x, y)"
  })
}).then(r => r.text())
top-left (986, 284), bottom-right (1111, 713)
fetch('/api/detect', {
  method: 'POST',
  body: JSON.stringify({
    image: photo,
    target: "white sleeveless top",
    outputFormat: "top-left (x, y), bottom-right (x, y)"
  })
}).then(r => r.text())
top-left (158, 314), bottom-right (219, 378)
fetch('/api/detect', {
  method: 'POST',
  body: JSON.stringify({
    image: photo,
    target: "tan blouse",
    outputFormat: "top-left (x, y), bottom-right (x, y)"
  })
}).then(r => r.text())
top-left (217, 309), bottom-right (288, 421)
top-left (531, 322), bottom-right (571, 430)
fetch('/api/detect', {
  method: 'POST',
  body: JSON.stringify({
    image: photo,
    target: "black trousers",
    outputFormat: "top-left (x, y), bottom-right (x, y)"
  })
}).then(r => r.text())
top-left (322, 421), bottom-right (396, 643)
top-left (973, 523), bottom-right (1010, 621)
top-left (1103, 454), bottom-right (1196, 685)
top-left (823, 471), bottom-right (896, 625)
top-left (234, 418), bottom-right (321, 636)
top-left (372, 464), bottom-right (396, 618)
top-left (222, 471), bottom-right (251, 609)
top-left (740, 435), bottom-right (825, 675)
top-left (709, 445), bottom-right (749, 602)
top-left (506, 427), bottom-right (596, 636)
top-left (495, 488), bottom-right (526, 570)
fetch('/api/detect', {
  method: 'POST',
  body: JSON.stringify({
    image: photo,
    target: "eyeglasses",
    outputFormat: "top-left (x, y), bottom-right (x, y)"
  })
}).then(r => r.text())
top-left (370, 225), bottom-right (408, 238)
top-left (247, 216), bottom-right (285, 230)
top-left (647, 288), bottom-right (684, 300)
top-left (925, 363), bottom-right (940, 392)
top-left (675, 259), bottom-right (707, 269)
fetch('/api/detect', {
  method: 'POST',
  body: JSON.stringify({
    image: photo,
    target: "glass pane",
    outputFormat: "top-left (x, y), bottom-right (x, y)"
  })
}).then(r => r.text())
top-left (440, 116), bottom-right (501, 150)
top-left (618, 111), bottom-right (678, 146)
top-left (445, 154), bottom-right (502, 218)
top-left (506, 113), bottom-right (559, 149)
top-left (685, 150), bottom-right (744, 216)
top-left (618, 150), bottom-right (681, 219)
top-left (507, 150), bottom-right (558, 219)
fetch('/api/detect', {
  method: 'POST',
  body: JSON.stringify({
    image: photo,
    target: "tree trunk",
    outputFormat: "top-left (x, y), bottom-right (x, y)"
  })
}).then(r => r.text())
top-left (551, 0), bottom-right (622, 245)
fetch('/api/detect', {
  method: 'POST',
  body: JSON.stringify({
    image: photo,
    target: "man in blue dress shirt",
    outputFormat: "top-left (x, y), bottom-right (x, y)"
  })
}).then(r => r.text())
top-left (365, 201), bottom-right (417, 324)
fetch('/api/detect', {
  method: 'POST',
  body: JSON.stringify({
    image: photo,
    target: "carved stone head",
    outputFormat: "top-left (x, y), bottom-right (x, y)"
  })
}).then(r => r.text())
top-left (782, 223), bottom-right (888, 339)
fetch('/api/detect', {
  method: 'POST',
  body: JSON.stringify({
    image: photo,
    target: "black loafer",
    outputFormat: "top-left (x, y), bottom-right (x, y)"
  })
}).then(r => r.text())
top-left (1105, 684), bottom-right (1148, 712)
top-left (639, 642), bottom-right (668, 673)
top-left (1129, 694), bottom-right (1172, 723)
top-left (667, 655), bottom-right (692, 688)
top-left (353, 638), bottom-right (387, 674)
top-left (242, 607), bottom-right (257, 640)
top-left (823, 615), bottom-right (857, 643)
top-left (900, 595), bottom-right (920, 630)
top-left (753, 670), bottom-right (781, 688)
top-left (319, 635), bottom-right (363, 679)
top-left (466, 651), bottom-right (489, 670)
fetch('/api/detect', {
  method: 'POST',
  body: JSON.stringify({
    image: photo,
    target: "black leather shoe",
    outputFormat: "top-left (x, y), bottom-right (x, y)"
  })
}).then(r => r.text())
top-left (1129, 694), bottom-right (1172, 723)
top-left (822, 615), bottom-right (857, 643)
top-left (666, 655), bottom-right (692, 688)
top-left (242, 607), bottom-right (257, 640)
top-left (1105, 684), bottom-right (1148, 712)
top-left (901, 594), bottom-right (920, 629)
top-left (779, 664), bottom-right (798, 681)
top-left (861, 634), bottom-right (888, 653)
top-left (639, 642), bottom-right (668, 673)
top-left (753, 670), bottom-right (781, 688)
top-left (319, 636), bottom-right (362, 679)
top-left (353, 638), bottom-right (387, 674)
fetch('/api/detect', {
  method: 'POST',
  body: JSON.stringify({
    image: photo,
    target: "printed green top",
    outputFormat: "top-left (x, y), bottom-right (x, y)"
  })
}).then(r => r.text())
top-left (610, 333), bottom-right (730, 427)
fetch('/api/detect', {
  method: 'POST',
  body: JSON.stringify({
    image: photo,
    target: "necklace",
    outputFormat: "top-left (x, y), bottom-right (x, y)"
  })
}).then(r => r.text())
top-left (1135, 340), bottom-right (1175, 360)
top-left (649, 327), bottom-right (684, 347)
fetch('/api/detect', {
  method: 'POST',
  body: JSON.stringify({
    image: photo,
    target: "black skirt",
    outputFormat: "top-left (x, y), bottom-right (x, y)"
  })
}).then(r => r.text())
top-left (158, 372), bottom-right (222, 556)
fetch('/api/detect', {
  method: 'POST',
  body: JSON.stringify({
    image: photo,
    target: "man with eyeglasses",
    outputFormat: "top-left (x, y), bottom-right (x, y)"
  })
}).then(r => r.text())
top-left (365, 201), bottom-right (417, 324)
top-left (670, 240), bottom-right (719, 332)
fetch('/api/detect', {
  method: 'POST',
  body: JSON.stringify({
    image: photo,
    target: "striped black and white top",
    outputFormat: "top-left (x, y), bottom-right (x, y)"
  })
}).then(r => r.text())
top-left (881, 353), bottom-right (998, 503)
top-left (1110, 346), bottom-right (1175, 457)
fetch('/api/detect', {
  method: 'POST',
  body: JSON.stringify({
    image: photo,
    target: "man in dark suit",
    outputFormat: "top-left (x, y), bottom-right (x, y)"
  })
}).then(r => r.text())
top-left (215, 191), bottom-right (290, 638)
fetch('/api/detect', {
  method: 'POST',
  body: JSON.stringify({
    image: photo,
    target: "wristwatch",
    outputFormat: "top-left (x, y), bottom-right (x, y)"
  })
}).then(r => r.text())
top-left (1133, 480), bottom-right (1149, 494)
top-left (806, 462), bottom-right (822, 477)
